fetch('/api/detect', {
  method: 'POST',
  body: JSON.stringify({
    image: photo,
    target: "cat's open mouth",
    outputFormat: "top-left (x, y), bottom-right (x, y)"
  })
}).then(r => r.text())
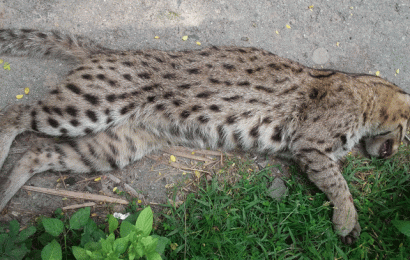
top-left (379, 139), bottom-right (393, 158)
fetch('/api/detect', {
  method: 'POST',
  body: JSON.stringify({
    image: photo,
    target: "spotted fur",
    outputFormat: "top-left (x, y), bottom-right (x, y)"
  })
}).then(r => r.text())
top-left (0, 29), bottom-right (409, 244)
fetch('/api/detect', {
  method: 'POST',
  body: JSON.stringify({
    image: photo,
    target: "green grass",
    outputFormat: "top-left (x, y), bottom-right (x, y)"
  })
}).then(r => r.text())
top-left (1, 146), bottom-right (409, 259)
top-left (158, 146), bottom-right (410, 259)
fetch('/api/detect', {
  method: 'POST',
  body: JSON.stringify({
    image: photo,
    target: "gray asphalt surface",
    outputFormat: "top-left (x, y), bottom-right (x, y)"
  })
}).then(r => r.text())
top-left (0, 0), bottom-right (409, 109)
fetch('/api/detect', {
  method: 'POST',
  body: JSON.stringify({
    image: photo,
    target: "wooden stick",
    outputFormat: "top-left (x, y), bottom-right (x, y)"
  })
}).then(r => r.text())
top-left (62, 202), bottom-right (96, 210)
top-left (22, 186), bottom-right (129, 205)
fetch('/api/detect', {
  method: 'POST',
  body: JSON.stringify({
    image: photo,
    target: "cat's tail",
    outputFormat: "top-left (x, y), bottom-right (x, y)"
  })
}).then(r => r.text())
top-left (0, 28), bottom-right (114, 60)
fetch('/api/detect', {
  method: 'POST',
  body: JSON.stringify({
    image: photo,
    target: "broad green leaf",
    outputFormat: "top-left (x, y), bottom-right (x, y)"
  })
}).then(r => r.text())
top-left (152, 235), bottom-right (170, 254)
top-left (70, 207), bottom-right (91, 230)
top-left (135, 242), bottom-right (144, 258)
top-left (9, 220), bottom-right (20, 237)
top-left (135, 207), bottom-right (153, 236)
top-left (0, 233), bottom-right (9, 246)
top-left (41, 239), bottom-right (62, 260)
top-left (72, 246), bottom-right (90, 260)
top-left (141, 236), bottom-right (158, 254)
top-left (108, 215), bottom-right (118, 234)
top-left (120, 220), bottom-right (136, 238)
top-left (84, 241), bottom-right (102, 251)
top-left (100, 233), bottom-right (115, 254)
top-left (146, 252), bottom-right (162, 260)
top-left (43, 218), bottom-right (64, 237)
top-left (392, 220), bottom-right (410, 237)
top-left (113, 236), bottom-right (129, 254)
top-left (8, 244), bottom-right (29, 260)
top-left (16, 226), bottom-right (36, 243)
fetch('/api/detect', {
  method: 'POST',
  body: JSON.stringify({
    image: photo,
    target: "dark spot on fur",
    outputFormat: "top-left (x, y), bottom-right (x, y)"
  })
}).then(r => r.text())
top-left (248, 99), bottom-right (258, 103)
top-left (163, 92), bottom-right (174, 99)
top-left (66, 106), bottom-right (78, 117)
top-left (191, 105), bottom-right (202, 112)
top-left (52, 107), bottom-right (63, 116)
top-left (106, 94), bottom-right (116, 102)
top-left (226, 115), bottom-right (237, 124)
top-left (180, 110), bottom-right (190, 119)
top-left (147, 96), bottom-right (156, 103)
top-left (222, 95), bottom-right (241, 102)
top-left (156, 104), bottom-right (165, 111)
top-left (84, 128), bottom-right (93, 134)
top-left (241, 111), bottom-right (252, 118)
top-left (83, 94), bottom-right (99, 105)
top-left (237, 81), bottom-right (251, 86)
top-left (309, 88), bottom-right (319, 99)
top-left (209, 104), bottom-right (221, 112)
top-left (50, 89), bottom-right (60, 95)
top-left (340, 135), bottom-right (347, 145)
top-left (178, 84), bottom-right (191, 89)
top-left (223, 64), bottom-right (236, 70)
top-left (48, 117), bottom-right (59, 128)
top-left (325, 147), bottom-right (332, 153)
top-left (255, 85), bottom-right (274, 93)
top-left (122, 61), bottom-right (133, 67)
top-left (198, 115), bottom-right (210, 124)
top-left (209, 78), bottom-right (220, 84)
top-left (138, 72), bottom-right (151, 79)
top-left (250, 125), bottom-right (259, 138)
top-left (200, 52), bottom-right (210, 56)
top-left (271, 126), bottom-right (282, 142)
top-left (268, 63), bottom-right (282, 70)
top-left (173, 99), bottom-right (183, 106)
top-left (82, 74), bottom-right (93, 80)
top-left (262, 117), bottom-right (272, 124)
top-left (60, 128), bottom-right (68, 134)
top-left (65, 84), bottom-right (81, 95)
top-left (282, 85), bottom-right (298, 94)
top-left (42, 106), bottom-right (51, 114)
top-left (224, 81), bottom-right (233, 86)
top-left (163, 73), bottom-right (176, 79)
top-left (196, 91), bottom-right (213, 99)
top-left (187, 68), bottom-right (200, 74)
top-left (86, 110), bottom-right (98, 122)
top-left (123, 74), bottom-right (132, 81)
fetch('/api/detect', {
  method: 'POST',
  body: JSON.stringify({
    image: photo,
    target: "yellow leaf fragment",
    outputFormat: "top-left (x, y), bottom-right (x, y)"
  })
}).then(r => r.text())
top-left (24, 88), bottom-right (30, 94)
top-left (170, 155), bottom-right (176, 162)
top-left (191, 152), bottom-right (195, 155)
top-left (350, 6), bottom-right (354, 10)
top-left (62, 197), bottom-right (67, 201)
top-left (0, 59), bottom-right (3, 64)
top-left (308, 5), bottom-right (314, 9)
top-left (91, 213), bottom-right (98, 217)
top-left (113, 187), bottom-right (117, 192)
top-left (395, 69), bottom-right (399, 74)
top-left (196, 41), bottom-right (201, 46)
top-left (170, 243), bottom-right (178, 250)
top-left (375, 71), bottom-right (380, 76)
top-left (3, 62), bottom-right (10, 70)
top-left (16, 95), bottom-right (23, 99)
top-left (286, 24), bottom-right (291, 29)
top-left (182, 35), bottom-right (188, 41)
top-left (154, 36), bottom-right (160, 39)
top-left (94, 177), bottom-right (101, 182)
top-left (195, 170), bottom-right (200, 179)
top-left (182, 172), bottom-right (187, 175)
top-left (137, 199), bottom-right (142, 204)
top-left (336, 42), bottom-right (340, 47)
top-left (159, 172), bottom-right (162, 175)
top-left (275, 30), bottom-right (279, 34)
